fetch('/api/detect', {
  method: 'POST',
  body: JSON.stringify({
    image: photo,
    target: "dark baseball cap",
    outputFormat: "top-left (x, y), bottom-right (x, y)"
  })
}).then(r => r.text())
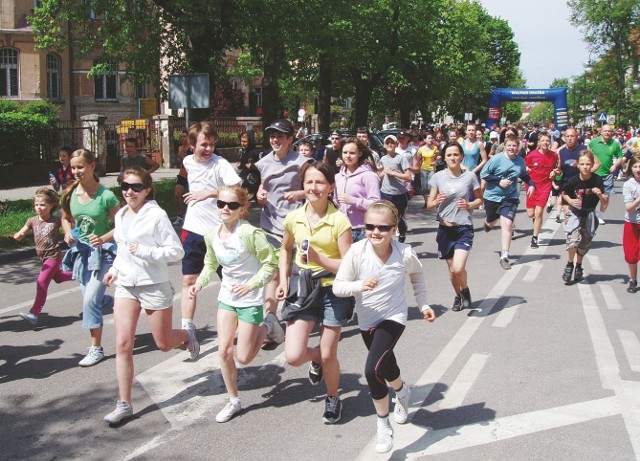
top-left (265, 119), bottom-right (294, 136)
top-left (397, 129), bottom-right (413, 138)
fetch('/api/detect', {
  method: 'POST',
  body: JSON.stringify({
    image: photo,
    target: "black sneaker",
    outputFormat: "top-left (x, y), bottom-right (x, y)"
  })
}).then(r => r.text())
top-left (546, 204), bottom-right (553, 213)
top-left (452, 295), bottom-right (462, 312)
top-left (322, 396), bottom-right (342, 424)
top-left (530, 236), bottom-right (539, 249)
top-left (562, 263), bottom-right (574, 283)
top-left (574, 266), bottom-right (584, 282)
top-left (555, 215), bottom-right (562, 223)
top-left (308, 361), bottom-right (323, 385)
top-left (628, 280), bottom-right (638, 294)
top-left (483, 222), bottom-right (491, 232)
top-left (460, 288), bottom-right (472, 309)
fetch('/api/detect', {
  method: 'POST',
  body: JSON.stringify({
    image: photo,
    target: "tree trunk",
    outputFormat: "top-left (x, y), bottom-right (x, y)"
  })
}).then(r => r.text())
top-left (261, 46), bottom-right (280, 147)
top-left (318, 52), bottom-right (332, 132)
top-left (399, 92), bottom-right (411, 128)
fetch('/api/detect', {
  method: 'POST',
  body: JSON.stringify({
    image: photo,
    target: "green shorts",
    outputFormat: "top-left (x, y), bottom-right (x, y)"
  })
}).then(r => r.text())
top-left (219, 301), bottom-right (264, 324)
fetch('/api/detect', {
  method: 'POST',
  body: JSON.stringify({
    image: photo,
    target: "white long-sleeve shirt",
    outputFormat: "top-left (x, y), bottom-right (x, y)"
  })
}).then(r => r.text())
top-left (333, 239), bottom-right (429, 329)
top-left (109, 200), bottom-right (184, 286)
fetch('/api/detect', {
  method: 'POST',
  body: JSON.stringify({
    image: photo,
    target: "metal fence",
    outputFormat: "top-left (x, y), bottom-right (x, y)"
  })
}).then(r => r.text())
top-left (43, 123), bottom-right (95, 162)
top-left (170, 117), bottom-right (263, 148)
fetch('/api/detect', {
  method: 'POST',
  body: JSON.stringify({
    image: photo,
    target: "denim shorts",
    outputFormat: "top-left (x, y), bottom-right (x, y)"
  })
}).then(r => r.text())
top-left (601, 173), bottom-right (615, 195)
top-left (288, 286), bottom-right (354, 328)
top-left (115, 281), bottom-right (175, 310)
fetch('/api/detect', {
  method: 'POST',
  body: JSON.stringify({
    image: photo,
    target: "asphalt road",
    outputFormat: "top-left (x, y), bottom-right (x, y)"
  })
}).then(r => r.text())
top-left (1, 182), bottom-right (638, 461)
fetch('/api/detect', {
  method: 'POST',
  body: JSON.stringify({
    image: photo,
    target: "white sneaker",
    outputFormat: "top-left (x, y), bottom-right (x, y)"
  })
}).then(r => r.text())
top-left (104, 400), bottom-right (133, 425)
top-left (394, 383), bottom-right (411, 424)
top-left (19, 312), bottom-right (38, 325)
top-left (183, 323), bottom-right (200, 360)
top-left (375, 425), bottom-right (394, 453)
top-left (264, 312), bottom-right (285, 344)
top-left (216, 399), bottom-right (241, 423)
top-left (598, 217), bottom-right (606, 225)
top-left (79, 346), bottom-right (104, 367)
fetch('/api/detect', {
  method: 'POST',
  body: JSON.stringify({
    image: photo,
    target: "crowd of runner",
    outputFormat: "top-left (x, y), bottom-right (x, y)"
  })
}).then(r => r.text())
top-left (12, 117), bottom-right (640, 454)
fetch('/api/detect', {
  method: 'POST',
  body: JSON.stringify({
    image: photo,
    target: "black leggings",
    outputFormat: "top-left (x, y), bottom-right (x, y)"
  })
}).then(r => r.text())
top-left (360, 320), bottom-right (406, 400)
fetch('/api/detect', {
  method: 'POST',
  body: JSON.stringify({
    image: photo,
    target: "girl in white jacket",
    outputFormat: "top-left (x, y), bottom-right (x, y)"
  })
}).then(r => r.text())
top-left (102, 166), bottom-right (197, 425)
top-left (333, 200), bottom-right (435, 453)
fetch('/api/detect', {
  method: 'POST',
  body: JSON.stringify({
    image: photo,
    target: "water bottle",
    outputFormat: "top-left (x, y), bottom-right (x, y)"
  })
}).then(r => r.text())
top-left (71, 227), bottom-right (81, 241)
top-left (48, 172), bottom-right (58, 186)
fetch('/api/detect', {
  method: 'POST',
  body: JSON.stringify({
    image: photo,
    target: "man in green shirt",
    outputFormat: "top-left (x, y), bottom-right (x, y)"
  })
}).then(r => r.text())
top-left (588, 124), bottom-right (624, 224)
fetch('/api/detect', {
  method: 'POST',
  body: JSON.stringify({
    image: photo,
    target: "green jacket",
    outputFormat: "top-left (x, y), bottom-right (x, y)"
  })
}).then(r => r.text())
top-left (195, 221), bottom-right (278, 291)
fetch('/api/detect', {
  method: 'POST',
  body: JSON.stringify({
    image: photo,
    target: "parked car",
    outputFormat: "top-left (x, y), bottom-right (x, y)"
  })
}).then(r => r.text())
top-left (293, 131), bottom-right (385, 158)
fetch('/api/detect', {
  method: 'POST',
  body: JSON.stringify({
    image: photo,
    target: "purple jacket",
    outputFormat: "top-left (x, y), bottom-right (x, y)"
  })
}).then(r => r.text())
top-left (334, 164), bottom-right (381, 229)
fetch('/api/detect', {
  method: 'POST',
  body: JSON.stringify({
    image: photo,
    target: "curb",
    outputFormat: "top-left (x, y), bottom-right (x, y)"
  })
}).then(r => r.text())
top-left (0, 245), bottom-right (37, 264)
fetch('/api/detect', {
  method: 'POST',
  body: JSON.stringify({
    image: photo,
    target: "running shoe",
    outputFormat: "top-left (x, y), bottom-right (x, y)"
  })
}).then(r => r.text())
top-left (562, 263), bottom-right (574, 283)
top-left (375, 425), bottom-right (394, 453)
top-left (499, 258), bottom-right (511, 270)
top-left (483, 222), bottom-right (491, 232)
top-left (308, 361), bottom-right (323, 385)
top-left (19, 312), bottom-right (38, 325)
top-left (574, 266), bottom-right (584, 282)
top-left (460, 288), bottom-right (472, 309)
top-left (183, 323), bottom-right (200, 360)
top-left (264, 312), bottom-right (285, 344)
top-left (628, 280), bottom-right (638, 294)
top-left (104, 400), bottom-right (133, 425)
top-left (322, 396), bottom-right (342, 424)
top-left (79, 346), bottom-right (104, 367)
top-left (452, 295), bottom-right (462, 312)
top-left (598, 217), bottom-right (606, 225)
top-left (393, 383), bottom-right (411, 424)
top-left (216, 399), bottom-right (241, 423)
top-left (530, 236), bottom-right (539, 249)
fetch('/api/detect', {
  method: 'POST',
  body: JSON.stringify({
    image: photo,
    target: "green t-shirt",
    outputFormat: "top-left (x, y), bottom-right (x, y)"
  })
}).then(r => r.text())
top-left (70, 185), bottom-right (120, 241)
top-left (589, 136), bottom-right (622, 176)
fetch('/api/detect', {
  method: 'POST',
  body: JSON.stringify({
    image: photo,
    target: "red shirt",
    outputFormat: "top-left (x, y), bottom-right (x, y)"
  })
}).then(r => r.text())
top-left (525, 149), bottom-right (558, 188)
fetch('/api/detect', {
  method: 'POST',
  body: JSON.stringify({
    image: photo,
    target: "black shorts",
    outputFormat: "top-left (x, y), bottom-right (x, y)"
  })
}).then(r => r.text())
top-left (484, 199), bottom-right (518, 223)
top-left (436, 224), bottom-right (474, 260)
top-left (181, 230), bottom-right (206, 275)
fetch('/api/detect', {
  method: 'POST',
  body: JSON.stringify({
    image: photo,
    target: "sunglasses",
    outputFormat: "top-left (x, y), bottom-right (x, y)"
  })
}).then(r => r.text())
top-left (216, 200), bottom-right (242, 210)
top-left (121, 182), bottom-right (146, 193)
top-left (365, 224), bottom-right (394, 232)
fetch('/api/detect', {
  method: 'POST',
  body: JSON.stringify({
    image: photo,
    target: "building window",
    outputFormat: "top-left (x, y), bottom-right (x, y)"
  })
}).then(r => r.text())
top-left (0, 48), bottom-right (19, 97)
top-left (94, 60), bottom-right (118, 101)
top-left (46, 53), bottom-right (62, 100)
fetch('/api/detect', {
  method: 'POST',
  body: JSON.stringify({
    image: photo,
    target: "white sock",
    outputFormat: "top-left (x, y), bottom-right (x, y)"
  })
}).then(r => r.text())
top-left (377, 415), bottom-right (391, 429)
top-left (395, 383), bottom-right (408, 398)
top-left (501, 250), bottom-right (509, 259)
top-left (230, 396), bottom-right (241, 405)
top-left (182, 319), bottom-right (193, 329)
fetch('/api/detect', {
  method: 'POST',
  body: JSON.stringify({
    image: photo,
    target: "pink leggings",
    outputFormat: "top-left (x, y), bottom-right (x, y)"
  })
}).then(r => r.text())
top-left (30, 258), bottom-right (73, 316)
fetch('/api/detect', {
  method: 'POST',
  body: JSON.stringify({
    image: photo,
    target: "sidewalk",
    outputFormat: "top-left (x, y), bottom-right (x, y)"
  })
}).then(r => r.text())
top-left (0, 168), bottom-right (180, 201)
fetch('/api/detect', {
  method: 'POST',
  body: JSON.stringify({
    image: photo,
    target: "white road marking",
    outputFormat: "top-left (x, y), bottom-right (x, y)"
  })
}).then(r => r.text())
top-left (578, 284), bottom-right (619, 391)
top-left (522, 263), bottom-right (543, 282)
top-left (439, 353), bottom-right (490, 410)
top-left (403, 397), bottom-right (620, 458)
top-left (618, 330), bottom-right (640, 372)
top-left (599, 284), bottom-right (622, 310)
top-left (0, 286), bottom-right (82, 315)
top-left (585, 254), bottom-right (602, 272)
top-left (492, 301), bottom-right (522, 328)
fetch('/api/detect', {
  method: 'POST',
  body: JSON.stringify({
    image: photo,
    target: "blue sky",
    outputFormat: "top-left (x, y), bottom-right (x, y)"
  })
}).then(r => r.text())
top-left (478, 0), bottom-right (591, 88)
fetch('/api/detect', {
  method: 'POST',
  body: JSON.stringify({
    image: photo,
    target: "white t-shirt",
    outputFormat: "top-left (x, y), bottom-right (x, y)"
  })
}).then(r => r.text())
top-left (213, 226), bottom-right (264, 307)
top-left (183, 154), bottom-right (241, 236)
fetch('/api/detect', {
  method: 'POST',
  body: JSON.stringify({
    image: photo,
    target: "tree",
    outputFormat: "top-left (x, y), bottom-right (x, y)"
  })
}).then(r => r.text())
top-left (568, 0), bottom-right (640, 125)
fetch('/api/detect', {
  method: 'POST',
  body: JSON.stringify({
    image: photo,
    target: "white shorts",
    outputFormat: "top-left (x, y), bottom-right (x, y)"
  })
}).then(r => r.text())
top-left (115, 281), bottom-right (175, 311)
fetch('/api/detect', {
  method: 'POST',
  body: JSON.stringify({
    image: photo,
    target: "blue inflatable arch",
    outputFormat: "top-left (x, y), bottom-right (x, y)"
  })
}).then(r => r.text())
top-left (486, 88), bottom-right (568, 129)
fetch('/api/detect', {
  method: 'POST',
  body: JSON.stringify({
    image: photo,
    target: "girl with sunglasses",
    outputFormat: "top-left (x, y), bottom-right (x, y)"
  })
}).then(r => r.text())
top-left (333, 200), bottom-right (435, 453)
top-left (102, 166), bottom-right (192, 425)
top-left (188, 185), bottom-right (279, 423)
top-left (61, 149), bottom-right (120, 367)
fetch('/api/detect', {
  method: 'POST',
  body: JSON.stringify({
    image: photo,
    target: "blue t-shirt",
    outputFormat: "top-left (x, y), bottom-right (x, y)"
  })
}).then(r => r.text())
top-left (480, 152), bottom-right (528, 202)
top-left (558, 144), bottom-right (587, 184)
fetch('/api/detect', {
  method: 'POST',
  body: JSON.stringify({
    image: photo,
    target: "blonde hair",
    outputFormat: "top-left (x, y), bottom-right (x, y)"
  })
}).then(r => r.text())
top-left (61, 149), bottom-right (99, 217)
top-left (365, 200), bottom-right (399, 227)
top-left (218, 185), bottom-right (250, 220)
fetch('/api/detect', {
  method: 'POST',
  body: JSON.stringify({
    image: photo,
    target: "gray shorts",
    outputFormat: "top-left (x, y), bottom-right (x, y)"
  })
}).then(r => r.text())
top-left (114, 281), bottom-right (175, 310)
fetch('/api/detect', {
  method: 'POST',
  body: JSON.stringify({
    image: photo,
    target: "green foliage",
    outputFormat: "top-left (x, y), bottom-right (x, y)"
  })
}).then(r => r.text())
top-left (0, 101), bottom-right (59, 165)
top-left (527, 103), bottom-right (555, 124)
top-left (0, 100), bottom-right (20, 114)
